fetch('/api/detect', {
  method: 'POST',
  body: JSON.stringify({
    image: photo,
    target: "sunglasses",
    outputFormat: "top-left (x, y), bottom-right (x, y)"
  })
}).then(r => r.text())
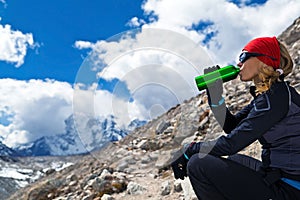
top-left (239, 52), bottom-right (277, 63)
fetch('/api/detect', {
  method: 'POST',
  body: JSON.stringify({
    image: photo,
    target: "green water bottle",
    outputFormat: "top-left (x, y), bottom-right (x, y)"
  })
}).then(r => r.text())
top-left (195, 65), bottom-right (240, 91)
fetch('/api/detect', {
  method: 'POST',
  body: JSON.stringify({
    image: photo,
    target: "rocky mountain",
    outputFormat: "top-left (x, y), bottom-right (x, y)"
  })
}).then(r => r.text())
top-left (14, 114), bottom-right (146, 156)
top-left (0, 141), bottom-right (17, 158)
top-left (6, 16), bottom-right (300, 200)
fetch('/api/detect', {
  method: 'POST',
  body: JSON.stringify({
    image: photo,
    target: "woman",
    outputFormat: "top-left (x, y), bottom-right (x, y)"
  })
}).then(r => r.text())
top-left (171, 36), bottom-right (300, 200)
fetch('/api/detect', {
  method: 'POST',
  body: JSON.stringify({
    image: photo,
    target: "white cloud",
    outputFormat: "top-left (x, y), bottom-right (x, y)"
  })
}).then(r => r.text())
top-left (140, 0), bottom-right (300, 64)
top-left (127, 17), bottom-right (146, 27)
top-left (0, 24), bottom-right (35, 67)
top-left (0, 78), bottom-right (147, 147)
top-left (95, 90), bottom-right (147, 125)
top-left (74, 40), bottom-right (94, 50)
top-left (73, 80), bottom-right (148, 127)
top-left (74, 28), bottom-right (213, 125)
top-left (0, 79), bottom-right (73, 147)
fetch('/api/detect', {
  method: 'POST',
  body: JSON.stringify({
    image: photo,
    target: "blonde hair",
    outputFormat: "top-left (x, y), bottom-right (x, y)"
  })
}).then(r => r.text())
top-left (254, 41), bottom-right (293, 94)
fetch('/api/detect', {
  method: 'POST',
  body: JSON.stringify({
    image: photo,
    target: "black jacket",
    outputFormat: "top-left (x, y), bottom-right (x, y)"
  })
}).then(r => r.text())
top-left (189, 81), bottom-right (300, 177)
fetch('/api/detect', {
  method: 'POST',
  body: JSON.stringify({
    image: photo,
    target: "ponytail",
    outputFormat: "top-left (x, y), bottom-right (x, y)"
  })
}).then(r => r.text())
top-left (254, 41), bottom-right (293, 94)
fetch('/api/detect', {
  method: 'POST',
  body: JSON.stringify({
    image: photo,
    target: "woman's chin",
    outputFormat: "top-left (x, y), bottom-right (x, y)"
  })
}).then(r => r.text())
top-left (239, 76), bottom-right (250, 82)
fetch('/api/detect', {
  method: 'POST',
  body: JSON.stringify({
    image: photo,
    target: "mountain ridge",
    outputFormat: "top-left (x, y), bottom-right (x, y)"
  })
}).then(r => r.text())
top-left (12, 114), bottom-right (146, 156)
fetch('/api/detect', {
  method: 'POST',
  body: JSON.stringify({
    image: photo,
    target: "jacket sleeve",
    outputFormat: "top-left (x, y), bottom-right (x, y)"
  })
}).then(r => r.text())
top-left (189, 85), bottom-right (290, 157)
top-left (210, 102), bottom-right (253, 134)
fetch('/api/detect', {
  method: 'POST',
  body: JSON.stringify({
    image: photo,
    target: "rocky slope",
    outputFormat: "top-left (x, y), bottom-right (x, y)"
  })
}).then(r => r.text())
top-left (7, 16), bottom-right (300, 200)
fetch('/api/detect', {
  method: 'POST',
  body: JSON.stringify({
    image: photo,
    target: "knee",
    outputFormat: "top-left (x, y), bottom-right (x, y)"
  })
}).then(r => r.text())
top-left (187, 153), bottom-right (209, 176)
top-left (187, 153), bottom-right (222, 176)
top-left (187, 154), bottom-right (197, 174)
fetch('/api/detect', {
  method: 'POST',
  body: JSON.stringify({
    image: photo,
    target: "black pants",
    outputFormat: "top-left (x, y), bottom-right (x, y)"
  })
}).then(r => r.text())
top-left (187, 153), bottom-right (300, 200)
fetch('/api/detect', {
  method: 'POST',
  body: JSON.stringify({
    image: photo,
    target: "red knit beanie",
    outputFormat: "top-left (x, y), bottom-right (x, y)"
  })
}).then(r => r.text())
top-left (243, 36), bottom-right (281, 69)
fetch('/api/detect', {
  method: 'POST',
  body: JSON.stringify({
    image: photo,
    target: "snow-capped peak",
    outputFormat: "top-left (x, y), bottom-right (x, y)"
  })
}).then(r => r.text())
top-left (13, 114), bottom-right (147, 156)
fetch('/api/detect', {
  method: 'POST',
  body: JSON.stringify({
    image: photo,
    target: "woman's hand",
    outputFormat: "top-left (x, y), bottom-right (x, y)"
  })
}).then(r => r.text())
top-left (171, 153), bottom-right (188, 180)
top-left (204, 65), bottom-right (224, 105)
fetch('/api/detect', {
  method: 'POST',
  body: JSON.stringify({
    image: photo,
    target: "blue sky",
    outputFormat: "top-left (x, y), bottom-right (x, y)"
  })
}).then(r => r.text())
top-left (0, 0), bottom-right (289, 83)
top-left (0, 0), bottom-right (144, 83)
top-left (0, 0), bottom-right (299, 147)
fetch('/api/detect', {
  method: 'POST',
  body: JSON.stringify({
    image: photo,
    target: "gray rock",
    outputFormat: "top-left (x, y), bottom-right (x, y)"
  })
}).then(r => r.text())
top-left (92, 178), bottom-right (110, 193)
top-left (163, 126), bottom-right (174, 134)
top-left (155, 150), bottom-right (172, 170)
top-left (149, 151), bottom-right (159, 161)
top-left (156, 120), bottom-right (171, 134)
top-left (101, 194), bottom-right (115, 200)
top-left (124, 155), bottom-right (137, 165)
top-left (181, 178), bottom-right (197, 200)
top-left (116, 161), bottom-right (128, 172)
top-left (66, 174), bottom-right (77, 182)
top-left (99, 169), bottom-right (112, 180)
top-left (174, 179), bottom-right (183, 192)
top-left (82, 194), bottom-right (94, 200)
top-left (138, 139), bottom-right (163, 151)
top-left (127, 181), bottom-right (146, 195)
top-left (136, 139), bottom-right (147, 149)
top-left (141, 156), bottom-right (151, 164)
top-left (69, 180), bottom-right (77, 187)
top-left (160, 180), bottom-right (171, 196)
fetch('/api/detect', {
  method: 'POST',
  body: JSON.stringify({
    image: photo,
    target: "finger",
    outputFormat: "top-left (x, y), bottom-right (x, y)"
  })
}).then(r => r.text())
top-left (177, 171), bottom-right (184, 180)
top-left (175, 171), bottom-right (183, 179)
top-left (215, 78), bottom-right (223, 85)
top-left (179, 171), bottom-right (187, 180)
top-left (203, 67), bottom-right (209, 74)
top-left (204, 67), bottom-right (214, 74)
